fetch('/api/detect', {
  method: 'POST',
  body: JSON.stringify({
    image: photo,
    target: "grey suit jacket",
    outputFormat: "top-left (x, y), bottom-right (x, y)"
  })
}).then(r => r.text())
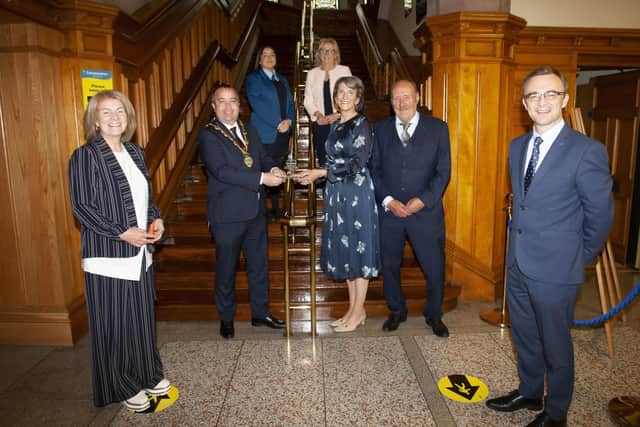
top-left (507, 124), bottom-right (613, 284)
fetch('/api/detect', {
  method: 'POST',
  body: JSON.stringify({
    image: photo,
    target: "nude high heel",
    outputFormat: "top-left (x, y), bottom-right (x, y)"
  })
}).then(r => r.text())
top-left (333, 314), bottom-right (366, 332)
top-left (330, 318), bottom-right (346, 327)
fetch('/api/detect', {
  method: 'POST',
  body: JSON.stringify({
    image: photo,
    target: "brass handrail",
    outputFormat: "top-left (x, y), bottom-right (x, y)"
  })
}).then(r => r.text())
top-left (282, 0), bottom-right (318, 337)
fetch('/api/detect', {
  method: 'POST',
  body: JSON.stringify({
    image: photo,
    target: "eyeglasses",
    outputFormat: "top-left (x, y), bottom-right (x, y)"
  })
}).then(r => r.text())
top-left (319, 48), bottom-right (336, 54)
top-left (523, 90), bottom-right (566, 102)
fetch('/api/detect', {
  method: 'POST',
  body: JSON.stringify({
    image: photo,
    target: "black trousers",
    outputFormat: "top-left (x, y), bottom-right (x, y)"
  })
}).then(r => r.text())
top-left (312, 122), bottom-right (330, 168)
top-left (263, 131), bottom-right (290, 210)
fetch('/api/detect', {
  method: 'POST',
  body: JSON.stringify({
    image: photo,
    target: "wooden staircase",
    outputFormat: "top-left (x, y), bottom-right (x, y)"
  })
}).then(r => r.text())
top-left (153, 3), bottom-right (460, 323)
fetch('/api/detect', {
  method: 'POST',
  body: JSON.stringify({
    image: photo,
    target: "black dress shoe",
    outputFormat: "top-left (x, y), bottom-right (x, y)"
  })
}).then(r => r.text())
top-left (382, 312), bottom-right (407, 331)
top-left (251, 315), bottom-right (285, 329)
top-left (425, 317), bottom-right (449, 337)
top-left (486, 389), bottom-right (543, 412)
top-left (220, 320), bottom-right (234, 339)
top-left (526, 412), bottom-right (567, 427)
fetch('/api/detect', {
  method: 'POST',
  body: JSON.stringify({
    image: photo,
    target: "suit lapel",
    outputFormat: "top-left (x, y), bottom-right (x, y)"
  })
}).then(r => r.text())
top-left (515, 132), bottom-right (532, 197)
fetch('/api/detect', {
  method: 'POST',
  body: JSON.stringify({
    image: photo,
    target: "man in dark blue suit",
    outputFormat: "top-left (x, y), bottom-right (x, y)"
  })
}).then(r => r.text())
top-left (370, 80), bottom-right (451, 337)
top-left (197, 85), bottom-right (287, 339)
top-left (486, 66), bottom-right (613, 427)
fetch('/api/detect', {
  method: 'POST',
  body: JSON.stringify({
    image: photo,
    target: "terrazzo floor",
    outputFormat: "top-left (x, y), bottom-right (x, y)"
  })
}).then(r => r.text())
top-left (1, 269), bottom-right (639, 426)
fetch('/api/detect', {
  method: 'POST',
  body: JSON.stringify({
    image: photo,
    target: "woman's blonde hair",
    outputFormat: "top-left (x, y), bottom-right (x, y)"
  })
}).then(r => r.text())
top-left (314, 38), bottom-right (341, 67)
top-left (83, 90), bottom-right (137, 142)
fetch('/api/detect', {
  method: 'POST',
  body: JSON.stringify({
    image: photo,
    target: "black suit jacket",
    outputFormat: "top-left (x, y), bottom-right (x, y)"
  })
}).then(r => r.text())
top-left (197, 118), bottom-right (276, 224)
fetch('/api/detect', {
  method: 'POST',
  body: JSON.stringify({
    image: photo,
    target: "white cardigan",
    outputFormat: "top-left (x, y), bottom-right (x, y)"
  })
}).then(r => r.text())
top-left (303, 64), bottom-right (352, 121)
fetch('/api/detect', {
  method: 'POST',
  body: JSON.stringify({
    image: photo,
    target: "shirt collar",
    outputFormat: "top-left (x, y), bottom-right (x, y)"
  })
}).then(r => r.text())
top-left (262, 68), bottom-right (276, 80)
top-left (396, 111), bottom-right (419, 128)
top-left (533, 120), bottom-right (565, 145)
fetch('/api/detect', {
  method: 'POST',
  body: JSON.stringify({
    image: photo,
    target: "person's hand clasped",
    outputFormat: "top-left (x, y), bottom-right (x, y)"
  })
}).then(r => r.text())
top-left (150, 218), bottom-right (165, 243)
top-left (277, 119), bottom-right (292, 133)
top-left (120, 227), bottom-right (155, 247)
top-left (406, 197), bottom-right (425, 214)
top-left (388, 199), bottom-right (412, 218)
top-left (326, 112), bottom-right (341, 124)
top-left (263, 171), bottom-right (285, 187)
top-left (291, 168), bottom-right (324, 186)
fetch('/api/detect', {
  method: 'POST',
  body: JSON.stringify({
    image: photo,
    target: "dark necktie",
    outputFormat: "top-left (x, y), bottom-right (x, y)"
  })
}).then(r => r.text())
top-left (271, 74), bottom-right (277, 82)
top-left (524, 136), bottom-right (543, 194)
top-left (230, 126), bottom-right (245, 147)
top-left (400, 122), bottom-right (411, 145)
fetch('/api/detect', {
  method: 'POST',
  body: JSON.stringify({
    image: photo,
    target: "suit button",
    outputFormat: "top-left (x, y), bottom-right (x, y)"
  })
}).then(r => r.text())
top-left (517, 229), bottom-right (523, 234)
top-left (401, 187), bottom-right (406, 191)
top-left (520, 206), bottom-right (526, 211)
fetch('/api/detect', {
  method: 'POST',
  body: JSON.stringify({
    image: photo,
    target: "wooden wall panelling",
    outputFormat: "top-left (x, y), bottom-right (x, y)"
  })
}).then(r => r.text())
top-left (0, 0), bottom-right (119, 344)
top-left (420, 12), bottom-right (526, 301)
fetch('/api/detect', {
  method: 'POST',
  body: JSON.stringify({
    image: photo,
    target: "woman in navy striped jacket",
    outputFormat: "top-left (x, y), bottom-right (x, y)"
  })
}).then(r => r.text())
top-left (68, 90), bottom-right (172, 413)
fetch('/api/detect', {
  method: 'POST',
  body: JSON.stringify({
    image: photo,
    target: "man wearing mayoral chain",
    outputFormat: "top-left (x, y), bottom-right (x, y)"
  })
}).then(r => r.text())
top-left (197, 84), bottom-right (287, 339)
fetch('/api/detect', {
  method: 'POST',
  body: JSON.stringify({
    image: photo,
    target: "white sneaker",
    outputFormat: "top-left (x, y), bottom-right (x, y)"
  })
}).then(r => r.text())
top-left (144, 378), bottom-right (171, 396)
top-left (123, 390), bottom-right (150, 412)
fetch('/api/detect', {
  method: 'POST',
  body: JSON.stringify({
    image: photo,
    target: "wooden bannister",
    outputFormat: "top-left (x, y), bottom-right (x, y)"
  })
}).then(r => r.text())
top-left (354, 3), bottom-right (416, 100)
top-left (113, 0), bottom-right (262, 214)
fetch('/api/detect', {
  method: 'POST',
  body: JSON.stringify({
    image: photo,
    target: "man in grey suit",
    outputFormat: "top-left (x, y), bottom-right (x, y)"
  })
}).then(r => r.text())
top-left (486, 66), bottom-right (613, 427)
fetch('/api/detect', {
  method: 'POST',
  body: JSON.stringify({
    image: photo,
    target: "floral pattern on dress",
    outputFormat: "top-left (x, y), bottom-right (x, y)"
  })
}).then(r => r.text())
top-left (319, 114), bottom-right (381, 280)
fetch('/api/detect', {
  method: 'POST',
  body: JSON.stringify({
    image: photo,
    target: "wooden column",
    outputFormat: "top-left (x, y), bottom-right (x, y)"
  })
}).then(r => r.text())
top-left (416, 13), bottom-right (526, 300)
top-left (0, 2), bottom-right (119, 345)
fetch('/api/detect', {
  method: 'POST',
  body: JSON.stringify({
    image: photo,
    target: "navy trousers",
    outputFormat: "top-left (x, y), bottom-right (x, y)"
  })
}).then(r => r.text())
top-left (210, 213), bottom-right (270, 321)
top-left (380, 212), bottom-right (445, 319)
top-left (508, 262), bottom-right (580, 420)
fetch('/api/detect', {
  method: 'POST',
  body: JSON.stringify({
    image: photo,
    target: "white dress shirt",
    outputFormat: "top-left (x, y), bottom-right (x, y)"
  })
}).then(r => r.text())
top-left (524, 120), bottom-right (565, 174)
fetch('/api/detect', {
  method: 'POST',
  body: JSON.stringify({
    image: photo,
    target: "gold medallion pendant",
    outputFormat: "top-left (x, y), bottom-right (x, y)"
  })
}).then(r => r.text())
top-left (244, 155), bottom-right (254, 168)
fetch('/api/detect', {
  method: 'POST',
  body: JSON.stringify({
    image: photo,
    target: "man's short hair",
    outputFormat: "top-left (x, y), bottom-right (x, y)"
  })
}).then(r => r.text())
top-left (211, 83), bottom-right (237, 102)
top-left (522, 66), bottom-right (568, 93)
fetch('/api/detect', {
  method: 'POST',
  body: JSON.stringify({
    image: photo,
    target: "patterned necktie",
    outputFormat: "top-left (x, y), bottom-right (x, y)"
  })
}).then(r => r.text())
top-left (400, 122), bottom-right (411, 145)
top-left (230, 126), bottom-right (245, 147)
top-left (524, 136), bottom-right (543, 194)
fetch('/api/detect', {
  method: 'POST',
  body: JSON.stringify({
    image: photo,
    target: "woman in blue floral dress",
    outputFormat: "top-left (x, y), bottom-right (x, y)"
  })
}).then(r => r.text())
top-left (293, 76), bottom-right (380, 332)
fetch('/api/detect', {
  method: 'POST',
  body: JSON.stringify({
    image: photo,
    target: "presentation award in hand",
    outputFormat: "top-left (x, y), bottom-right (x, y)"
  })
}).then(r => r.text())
top-left (285, 153), bottom-right (298, 177)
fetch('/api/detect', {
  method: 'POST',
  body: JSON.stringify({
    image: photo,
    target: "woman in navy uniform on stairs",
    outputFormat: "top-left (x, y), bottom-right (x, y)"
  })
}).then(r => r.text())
top-left (245, 46), bottom-right (295, 220)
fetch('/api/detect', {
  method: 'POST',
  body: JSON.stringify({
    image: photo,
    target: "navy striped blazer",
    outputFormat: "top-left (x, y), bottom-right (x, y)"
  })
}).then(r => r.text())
top-left (68, 138), bottom-right (161, 259)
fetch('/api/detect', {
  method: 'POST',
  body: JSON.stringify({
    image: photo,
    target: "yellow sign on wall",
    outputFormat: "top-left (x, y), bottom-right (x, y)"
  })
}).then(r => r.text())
top-left (81, 69), bottom-right (113, 109)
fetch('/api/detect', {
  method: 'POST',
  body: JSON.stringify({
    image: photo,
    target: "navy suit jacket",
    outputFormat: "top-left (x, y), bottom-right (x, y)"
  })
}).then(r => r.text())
top-left (507, 124), bottom-right (613, 284)
top-left (69, 138), bottom-right (161, 259)
top-left (197, 118), bottom-right (276, 224)
top-left (370, 114), bottom-right (451, 227)
top-left (245, 69), bottom-right (295, 145)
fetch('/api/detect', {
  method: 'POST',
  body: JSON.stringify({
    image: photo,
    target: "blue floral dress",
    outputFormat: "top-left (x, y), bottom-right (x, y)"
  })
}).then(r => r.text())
top-left (320, 114), bottom-right (380, 280)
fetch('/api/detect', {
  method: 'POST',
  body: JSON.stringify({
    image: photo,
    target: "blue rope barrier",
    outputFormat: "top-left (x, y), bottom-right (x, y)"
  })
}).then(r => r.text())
top-left (573, 280), bottom-right (640, 326)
